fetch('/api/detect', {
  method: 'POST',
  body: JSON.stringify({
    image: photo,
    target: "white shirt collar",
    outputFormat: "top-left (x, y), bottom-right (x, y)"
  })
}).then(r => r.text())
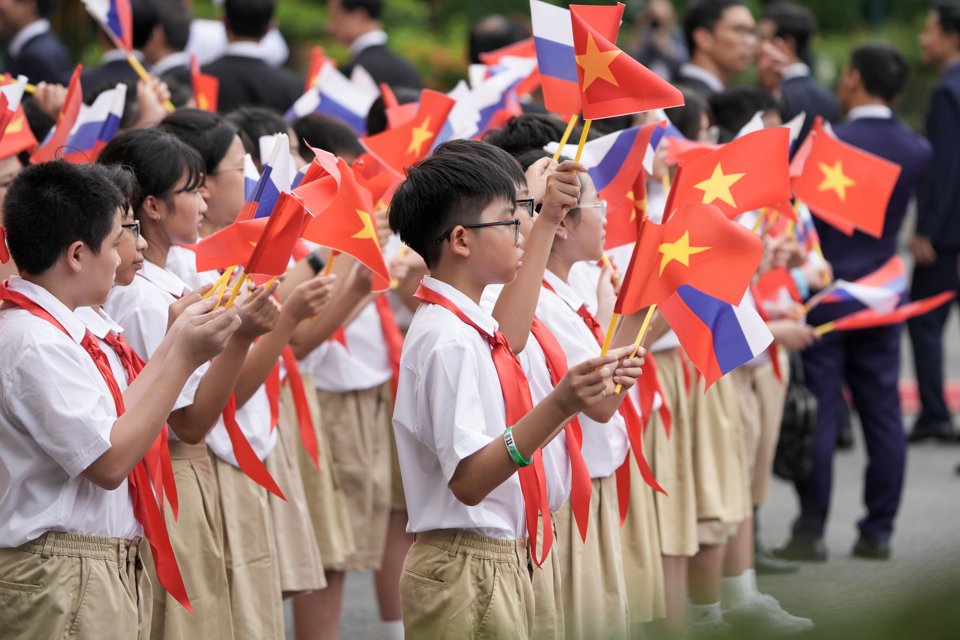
top-left (150, 51), bottom-right (190, 77)
top-left (225, 41), bottom-right (264, 59)
top-left (75, 306), bottom-right (124, 340)
top-left (781, 62), bottom-right (810, 82)
top-left (138, 259), bottom-right (188, 298)
top-left (101, 48), bottom-right (143, 65)
top-left (543, 269), bottom-right (585, 312)
top-left (9, 19), bottom-right (50, 58)
top-left (5, 277), bottom-right (87, 343)
top-left (678, 62), bottom-right (725, 93)
top-left (419, 275), bottom-right (498, 336)
top-left (350, 29), bottom-right (388, 56)
top-left (847, 104), bottom-right (893, 121)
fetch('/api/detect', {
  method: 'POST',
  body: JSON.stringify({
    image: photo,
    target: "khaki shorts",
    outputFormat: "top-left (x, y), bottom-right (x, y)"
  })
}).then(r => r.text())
top-left (555, 474), bottom-right (630, 640)
top-left (147, 440), bottom-right (233, 640)
top-left (214, 456), bottom-right (284, 638)
top-left (400, 529), bottom-right (535, 639)
top-left (317, 383), bottom-right (393, 571)
top-left (0, 532), bottom-right (149, 640)
top-left (266, 382), bottom-right (326, 596)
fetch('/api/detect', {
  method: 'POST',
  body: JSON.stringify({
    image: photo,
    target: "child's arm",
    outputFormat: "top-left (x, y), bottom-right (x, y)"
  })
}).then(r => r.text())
top-left (448, 345), bottom-right (639, 506)
top-left (493, 160), bottom-right (585, 352)
top-left (83, 300), bottom-right (240, 489)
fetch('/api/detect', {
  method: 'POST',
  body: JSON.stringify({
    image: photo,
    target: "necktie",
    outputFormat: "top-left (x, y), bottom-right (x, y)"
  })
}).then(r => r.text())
top-left (414, 284), bottom-right (553, 566)
top-left (0, 282), bottom-right (193, 612)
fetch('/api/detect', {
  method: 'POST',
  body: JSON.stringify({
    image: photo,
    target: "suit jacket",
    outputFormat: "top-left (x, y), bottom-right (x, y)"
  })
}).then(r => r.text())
top-left (670, 68), bottom-right (719, 100)
top-left (917, 63), bottom-right (960, 251)
top-left (780, 74), bottom-right (840, 146)
top-left (203, 55), bottom-right (303, 114)
top-left (5, 30), bottom-right (72, 85)
top-left (341, 44), bottom-right (422, 91)
top-left (81, 59), bottom-right (140, 103)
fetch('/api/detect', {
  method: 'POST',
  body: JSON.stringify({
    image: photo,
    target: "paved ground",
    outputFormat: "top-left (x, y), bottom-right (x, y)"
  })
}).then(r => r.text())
top-left (285, 304), bottom-right (960, 639)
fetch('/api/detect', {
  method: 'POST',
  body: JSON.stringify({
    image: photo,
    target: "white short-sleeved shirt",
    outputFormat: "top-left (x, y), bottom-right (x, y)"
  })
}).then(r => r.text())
top-left (105, 259), bottom-right (205, 414)
top-left (309, 299), bottom-right (392, 393)
top-left (166, 246), bottom-right (278, 463)
top-left (536, 270), bottom-right (629, 479)
top-left (0, 279), bottom-right (139, 546)
top-left (481, 284), bottom-right (571, 512)
top-left (394, 276), bottom-right (525, 539)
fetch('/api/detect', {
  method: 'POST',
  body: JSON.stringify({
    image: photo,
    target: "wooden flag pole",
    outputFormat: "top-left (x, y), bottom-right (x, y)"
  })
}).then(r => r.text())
top-left (599, 313), bottom-right (619, 356)
top-left (552, 114), bottom-right (579, 162)
top-left (573, 120), bottom-right (592, 162)
top-left (751, 208), bottom-right (766, 234)
top-left (614, 304), bottom-right (657, 394)
top-left (813, 321), bottom-right (835, 337)
top-left (223, 272), bottom-right (248, 309)
top-left (203, 266), bottom-right (235, 299)
top-left (322, 251), bottom-right (339, 277)
top-left (124, 53), bottom-right (175, 112)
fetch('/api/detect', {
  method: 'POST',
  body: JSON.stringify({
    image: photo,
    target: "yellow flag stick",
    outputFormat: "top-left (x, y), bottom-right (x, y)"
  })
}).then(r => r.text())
top-left (125, 53), bottom-right (176, 112)
top-left (223, 272), bottom-right (248, 309)
top-left (614, 304), bottom-right (657, 395)
top-left (203, 266), bottom-right (235, 299)
top-left (813, 321), bottom-right (834, 337)
top-left (752, 208), bottom-right (766, 235)
top-left (552, 114), bottom-right (579, 162)
top-left (600, 313), bottom-right (619, 356)
top-left (573, 120), bottom-right (592, 163)
top-left (390, 245), bottom-right (408, 290)
top-left (322, 251), bottom-right (339, 277)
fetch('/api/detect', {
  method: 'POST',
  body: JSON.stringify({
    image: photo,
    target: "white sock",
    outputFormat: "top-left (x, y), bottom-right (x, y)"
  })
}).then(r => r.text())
top-left (686, 601), bottom-right (722, 626)
top-left (381, 620), bottom-right (404, 640)
top-left (721, 569), bottom-right (758, 610)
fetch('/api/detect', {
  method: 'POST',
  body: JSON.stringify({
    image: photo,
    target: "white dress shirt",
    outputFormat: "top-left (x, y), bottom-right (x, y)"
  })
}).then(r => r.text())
top-left (0, 278), bottom-right (138, 546)
top-left (393, 276), bottom-right (526, 539)
top-left (186, 19), bottom-right (289, 68)
top-left (309, 299), bottom-right (392, 393)
top-left (9, 19), bottom-right (50, 58)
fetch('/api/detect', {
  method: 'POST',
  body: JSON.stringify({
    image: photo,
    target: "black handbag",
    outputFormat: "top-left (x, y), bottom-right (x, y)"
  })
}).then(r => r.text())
top-left (773, 351), bottom-right (818, 483)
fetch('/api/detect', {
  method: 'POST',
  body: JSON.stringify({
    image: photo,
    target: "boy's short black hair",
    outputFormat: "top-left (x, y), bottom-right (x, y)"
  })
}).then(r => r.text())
top-left (97, 128), bottom-right (204, 216)
top-left (433, 139), bottom-right (527, 188)
top-left (761, 2), bottom-right (817, 63)
top-left (293, 113), bottom-right (365, 160)
top-left (225, 106), bottom-right (288, 157)
top-left (682, 0), bottom-right (748, 55)
top-left (849, 43), bottom-right (909, 104)
top-left (3, 161), bottom-right (126, 274)
top-left (935, 1), bottom-right (960, 38)
top-left (389, 153), bottom-right (516, 268)
top-left (484, 114), bottom-right (593, 158)
top-left (152, 0), bottom-right (191, 51)
top-left (225, 0), bottom-right (274, 40)
top-left (132, 0), bottom-right (159, 50)
top-left (709, 86), bottom-right (780, 142)
top-left (159, 108), bottom-right (245, 175)
top-left (341, 0), bottom-right (384, 21)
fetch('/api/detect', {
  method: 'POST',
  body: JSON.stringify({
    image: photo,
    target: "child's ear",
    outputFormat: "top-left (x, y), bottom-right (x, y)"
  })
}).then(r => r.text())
top-left (64, 240), bottom-right (85, 274)
top-left (198, 181), bottom-right (211, 201)
top-left (141, 195), bottom-right (164, 222)
top-left (449, 226), bottom-right (471, 258)
top-left (555, 219), bottom-right (569, 241)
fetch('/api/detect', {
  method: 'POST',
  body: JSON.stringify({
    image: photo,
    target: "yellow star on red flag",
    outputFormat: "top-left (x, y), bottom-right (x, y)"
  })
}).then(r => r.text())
top-left (817, 160), bottom-right (856, 201)
top-left (575, 32), bottom-right (621, 91)
top-left (406, 116), bottom-right (433, 157)
top-left (693, 163), bottom-right (745, 208)
top-left (658, 231), bottom-right (710, 275)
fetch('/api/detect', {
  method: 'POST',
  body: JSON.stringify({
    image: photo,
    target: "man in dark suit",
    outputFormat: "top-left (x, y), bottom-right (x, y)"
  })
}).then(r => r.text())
top-left (327, 0), bottom-right (421, 91)
top-left (0, 0), bottom-right (71, 85)
top-left (758, 2), bottom-right (840, 146)
top-left (81, 0), bottom-right (157, 103)
top-left (142, 0), bottom-right (191, 88)
top-left (203, 0), bottom-right (303, 114)
top-left (673, 0), bottom-right (756, 99)
top-left (908, 3), bottom-right (960, 444)
top-left (775, 44), bottom-right (932, 563)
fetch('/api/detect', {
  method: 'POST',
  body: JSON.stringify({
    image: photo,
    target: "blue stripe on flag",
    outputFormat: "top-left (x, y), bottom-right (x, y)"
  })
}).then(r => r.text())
top-left (317, 92), bottom-right (368, 135)
top-left (534, 37), bottom-right (578, 83)
top-left (678, 286), bottom-right (755, 374)
top-left (589, 129), bottom-right (638, 192)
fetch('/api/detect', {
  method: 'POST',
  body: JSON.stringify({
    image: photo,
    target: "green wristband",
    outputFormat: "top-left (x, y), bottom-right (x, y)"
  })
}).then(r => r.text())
top-left (503, 426), bottom-right (532, 467)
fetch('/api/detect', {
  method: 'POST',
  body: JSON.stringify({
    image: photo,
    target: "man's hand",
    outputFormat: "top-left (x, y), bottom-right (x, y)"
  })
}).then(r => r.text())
top-left (911, 235), bottom-right (937, 266)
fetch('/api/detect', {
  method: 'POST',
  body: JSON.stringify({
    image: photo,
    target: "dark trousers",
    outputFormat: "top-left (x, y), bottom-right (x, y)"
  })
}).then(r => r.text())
top-left (908, 251), bottom-right (960, 425)
top-left (794, 324), bottom-right (907, 541)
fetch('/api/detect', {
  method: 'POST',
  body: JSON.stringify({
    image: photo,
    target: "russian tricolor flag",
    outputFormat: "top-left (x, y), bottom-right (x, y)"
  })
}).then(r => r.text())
top-left (429, 81), bottom-right (480, 153)
top-left (660, 285), bottom-right (773, 388)
top-left (468, 58), bottom-right (534, 135)
top-left (530, 0), bottom-right (580, 115)
top-left (243, 153), bottom-right (260, 201)
top-left (819, 255), bottom-right (906, 313)
top-left (82, 0), bottom-right (133, 52)
top-left (284, 63), bottom-right (377, 135)
top-left (62, 83), bottom-right (126, 163)
top-left (236, 134), bottom-right (297, 222)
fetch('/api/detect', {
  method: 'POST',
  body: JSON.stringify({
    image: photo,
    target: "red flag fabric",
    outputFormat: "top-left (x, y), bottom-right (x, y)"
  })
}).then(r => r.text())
top-left (570, 4), bottom-right (684, 119)
top-left (669, 127), bottom-right (792, 219)
top-left (665, 136), bottom-right (718, 165)
top-left (305, 46), bottom-right (334, 91)
top-left (479, 37), bottom-right (540, 97)
top-left (825, 292), bottom-right (956, 332)
top-left (754, 267), bottom-right (802, 312)
top-left (615, 202), bottom-right (764, 314)
top-left (300, 157), bottom-right (391, 291)
top-left (30, 65), bottom-right (83, 164)
top-left (0, 104), bottom-right (39, 158)
top-left (353, 152), bottom-right (403, 208)
top-left (0, 227), bottom-right (8, 265)
top-left (792, 126), bottom-right (900, 239)
top-left (191, 54), bottom-right (219, 113)
top-left (245, 192), bottom-right (309, 276)
top-left (195, 217), bottom-right (265, 273)
top-left (360, 89), bottom-right (456, 174)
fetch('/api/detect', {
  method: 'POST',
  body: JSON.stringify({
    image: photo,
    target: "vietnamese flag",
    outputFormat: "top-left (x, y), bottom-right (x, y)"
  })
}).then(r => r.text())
top-left (570, 4), bottom-right (684, 119)
top-left (360, 89), bottom-right (455, 174)
top-left (792, 126), bottom-right (900, 239)
top-left (614, 202), bottom-right (764, 314)
top-left (191, 54), bottom-right (219, 113)
top-left (30, 65), bottom-right (83, 164)
top-left (665, 136), bottom-right (718, 165)
top-left (244, 192), bottom-right (309, 276)
top-left (822, 291), bottom-right (955, 332)
top-left (0, 103), bottom-right (38, 158)
top-left (195, 218), bottom-right (266, 273)
top-left (669, 127), bottom-right (792, 219)
top-left (300, 157), bottom-right (391, 291)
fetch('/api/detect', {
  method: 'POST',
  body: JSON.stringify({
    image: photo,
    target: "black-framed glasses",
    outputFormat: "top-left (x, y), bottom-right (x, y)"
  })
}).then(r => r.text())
top-left (122, 220), bottom-right (140, 240)
top-left (435, 218), bottom-right (521, 245)
top-left (515, 197), bottom-right (535, 219)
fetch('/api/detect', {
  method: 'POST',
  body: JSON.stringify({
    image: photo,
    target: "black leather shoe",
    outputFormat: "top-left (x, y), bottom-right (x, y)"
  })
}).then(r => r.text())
top-left (772, 536), bottom-right (828, 563)
top-left (852, 536), bottom-right (891, 560)
top-left (836, 425), bottom-right (854, 450)
top-left (755, 547), bottom-right (801, 575)
top-left (909, 419), bottom-right (956, 443)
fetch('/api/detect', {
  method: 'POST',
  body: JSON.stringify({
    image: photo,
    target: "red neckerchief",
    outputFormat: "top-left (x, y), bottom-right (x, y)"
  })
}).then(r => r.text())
top-left (280, 346), bottom-right (321, 470)
top-left (0, 282), bottom-right (193, 612)
top-left (374, 295), bottom-right (404, 404)
top-left (414, 283), bottom-right (553, 567)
